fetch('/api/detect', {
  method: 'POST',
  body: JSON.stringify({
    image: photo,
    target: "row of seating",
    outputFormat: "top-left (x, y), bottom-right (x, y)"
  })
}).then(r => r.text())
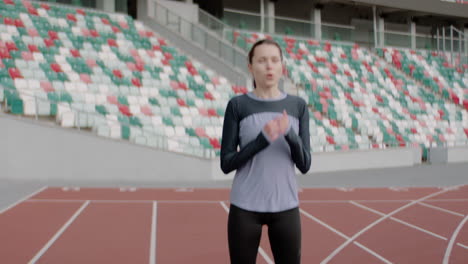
top-left (230, 31), bottom-right (468, 153)
top-left (0, 0), bottom-right (244, 156)
top-left (378, 48), bottom-right (468, 110)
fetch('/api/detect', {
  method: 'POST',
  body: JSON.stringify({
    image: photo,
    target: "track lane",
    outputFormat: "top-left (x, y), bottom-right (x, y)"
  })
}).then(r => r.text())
top-left (36, 202), bottom-right (152, 264)
top-left (156, 202), bottom-right (231, 263)
top-left (0, 201), bottom-right (83, 263)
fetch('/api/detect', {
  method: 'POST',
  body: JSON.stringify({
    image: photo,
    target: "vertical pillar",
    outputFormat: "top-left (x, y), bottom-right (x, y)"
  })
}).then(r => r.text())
top-left (464, 28), bottom-right (468, 57)
top-left (378, 17), bottom-right (385, 47)
top-left (410, 21), bottom-right (416, 50)
top-left (311, 7), bottom-right (321, 40)
top-left (260, 0), bottom-right (265, 32)
top-left (265, 0), bottom-right (275, 34)
top-left (96, 0), bottom-right (115, 13)
top-left (373, 6), bottom-right (377, 48)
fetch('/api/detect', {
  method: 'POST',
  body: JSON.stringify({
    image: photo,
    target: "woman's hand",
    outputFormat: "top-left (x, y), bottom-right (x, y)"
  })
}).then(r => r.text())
top-left (264, 118), bottom-right (280, 141)
top-left (263, 110), bottom-right (289, 142)
top-left (277, 110), bottom-right (289, 135)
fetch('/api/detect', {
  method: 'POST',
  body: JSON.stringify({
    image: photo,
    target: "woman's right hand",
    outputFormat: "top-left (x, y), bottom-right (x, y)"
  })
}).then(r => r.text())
top-left (264, 119), bottom-right (280, 141)
top-left (264, 111), bottom-right (288, 141)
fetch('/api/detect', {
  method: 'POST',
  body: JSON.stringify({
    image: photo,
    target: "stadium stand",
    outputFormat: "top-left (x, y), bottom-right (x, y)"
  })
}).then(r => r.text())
top-left (0, 0), bottom-right (248, 157)
top-left (378, 47), bottom-right (468, 110)
top-left (228, 31), bottom-right (468, 157)
top-left (1, 0), bottom-right (467, 162)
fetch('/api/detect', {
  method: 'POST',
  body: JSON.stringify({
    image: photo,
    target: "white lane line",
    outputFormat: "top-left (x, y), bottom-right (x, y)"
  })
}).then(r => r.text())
top-left (457, 243), bottom-right (468, 249)
top-left (351, 201), bottom-right (447, 241)
top-left (418, 202), bottom-right (465, 217)
top-left (352, 201), bottom-right (468, 251)
top-left (149, 201), bottom-right (157, 264)
top-left (220, 201), bottom-right (229, 212)
top-left (0, 186), bottom-right (47, 214)
top-left (320, 186), bottom-right (458, 264)
top-left (28, 200), bottom-right (90, 264)
top-left (301, 198), bottom-right (468, 203)
top-left (299, 209), bottom-right (348, 240)
top-left (219, 202), bottom-right (274, 264)
top-left (443, 214), bottom-right (468, 264)
top-left (353, 242), bottom-right (393, 264)
top-left (299, 209), bottom-right (392, 264)
top-left (25, 198), bottom-right (468, 203)
top-left (26, 199), bottom-right (224, 204)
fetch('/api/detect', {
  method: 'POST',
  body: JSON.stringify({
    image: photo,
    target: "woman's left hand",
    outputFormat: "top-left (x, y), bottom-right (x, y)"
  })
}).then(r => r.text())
top-left (277, 110), bottom-right (289, 135)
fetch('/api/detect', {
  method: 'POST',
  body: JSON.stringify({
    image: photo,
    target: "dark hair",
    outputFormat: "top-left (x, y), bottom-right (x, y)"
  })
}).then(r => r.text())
top-left (248, 39), bottom-right (283, 88)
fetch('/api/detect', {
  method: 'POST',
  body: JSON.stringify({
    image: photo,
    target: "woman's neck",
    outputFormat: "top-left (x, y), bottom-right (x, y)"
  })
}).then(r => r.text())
top-left (253, 86), bottom-right (281, 99)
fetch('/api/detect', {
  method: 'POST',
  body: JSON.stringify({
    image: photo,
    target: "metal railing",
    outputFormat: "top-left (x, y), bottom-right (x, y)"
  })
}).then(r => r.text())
top-left (223, 8), bottom-right (357, 44)
top-left (222, 7), bottom-right (468, 63)
top-left (149, 0), bottom-right (249, 79)
top-left (436, 26), bottom-right (468, 67)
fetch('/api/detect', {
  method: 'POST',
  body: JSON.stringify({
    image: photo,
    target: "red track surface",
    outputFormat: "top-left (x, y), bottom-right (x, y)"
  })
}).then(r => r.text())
top-left (0, 185), bottom-right (467, 263)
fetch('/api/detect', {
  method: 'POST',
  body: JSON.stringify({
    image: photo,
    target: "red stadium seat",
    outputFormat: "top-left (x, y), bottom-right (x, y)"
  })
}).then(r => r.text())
top-left (21, 51), bottom-right (33, 61)
top-left (80, 74), bottom-right (92, 84)
top-left (40, 81), bottom-right (54, 92)
top-left (140, 106), bottom-right (153, 116)
top-left (8, 68), bottom-right (22, 79)
top-left (66, 13), bottom-right (77, 22)
top-left (50, 63), bottom-right (62, 73)
top-left (118, 105), bottom-right (132, 116)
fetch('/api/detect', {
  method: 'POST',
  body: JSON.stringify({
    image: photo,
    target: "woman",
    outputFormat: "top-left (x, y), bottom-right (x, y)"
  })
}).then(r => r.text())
top-left (220, 39), bottom-right (311, 264)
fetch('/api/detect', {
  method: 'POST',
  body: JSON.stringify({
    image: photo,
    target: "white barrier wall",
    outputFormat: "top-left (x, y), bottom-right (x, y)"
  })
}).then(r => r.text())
top-left (308, 146), bottom-right (421, 173)
top-left (0, 115), bottom-right (424, 182)
top-left (448, 147), bottom-right (468, 163)
top-left (429, 146), bottom-right (468, 164)
top-left (0, 115), bottom-right (215, 182)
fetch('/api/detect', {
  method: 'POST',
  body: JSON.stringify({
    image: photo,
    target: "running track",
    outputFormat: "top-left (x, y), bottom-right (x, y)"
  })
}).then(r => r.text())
top-left (1, 185), bottom-right (467, 263)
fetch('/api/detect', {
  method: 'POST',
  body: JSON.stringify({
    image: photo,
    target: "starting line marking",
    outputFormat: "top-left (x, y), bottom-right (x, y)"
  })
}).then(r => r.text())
top-left (119, 187), bottom-right (137, 192)
top-left (336, 187), bottom-right (355, 192)
top-left (61, 187), bottom-right (80, 192)
top-left (174, 188), bottom-right (194, 192)
top-left (389, 187), bottom-right (409, 192)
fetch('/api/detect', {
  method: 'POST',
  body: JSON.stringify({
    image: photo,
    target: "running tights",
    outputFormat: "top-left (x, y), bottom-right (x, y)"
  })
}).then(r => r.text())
top-left (228, 204), bottom-right (301, 264)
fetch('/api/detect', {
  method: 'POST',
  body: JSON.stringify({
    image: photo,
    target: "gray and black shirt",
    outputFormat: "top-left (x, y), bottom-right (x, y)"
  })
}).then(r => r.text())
top-left (221, 92), bottom-right (311, 213)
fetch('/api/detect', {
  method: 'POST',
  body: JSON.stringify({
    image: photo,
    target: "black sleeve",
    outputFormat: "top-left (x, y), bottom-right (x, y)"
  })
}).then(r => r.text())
top-left (220, 99), bottom-right (270, 174)
top-left (284, 101), bottom-right (311, 174)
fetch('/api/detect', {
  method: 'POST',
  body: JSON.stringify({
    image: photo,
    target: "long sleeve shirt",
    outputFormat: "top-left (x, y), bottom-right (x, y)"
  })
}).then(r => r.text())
top-left (220, 92), bottom-right (311, 212)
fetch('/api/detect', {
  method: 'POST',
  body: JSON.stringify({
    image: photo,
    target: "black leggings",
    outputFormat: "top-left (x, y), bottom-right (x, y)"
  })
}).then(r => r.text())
top-left (228, 204), bottom-right (301, 264)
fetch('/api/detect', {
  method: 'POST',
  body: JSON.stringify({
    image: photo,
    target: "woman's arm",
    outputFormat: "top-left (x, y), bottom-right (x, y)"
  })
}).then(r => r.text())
top-left (284, 102), bottom-right (311, 174)
top-left (220, 99), bottom-right (270, 174)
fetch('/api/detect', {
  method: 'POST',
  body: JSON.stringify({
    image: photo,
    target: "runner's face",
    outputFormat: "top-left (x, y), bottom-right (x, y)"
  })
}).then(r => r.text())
top-left (248, 44), bottom-right (283, 89)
